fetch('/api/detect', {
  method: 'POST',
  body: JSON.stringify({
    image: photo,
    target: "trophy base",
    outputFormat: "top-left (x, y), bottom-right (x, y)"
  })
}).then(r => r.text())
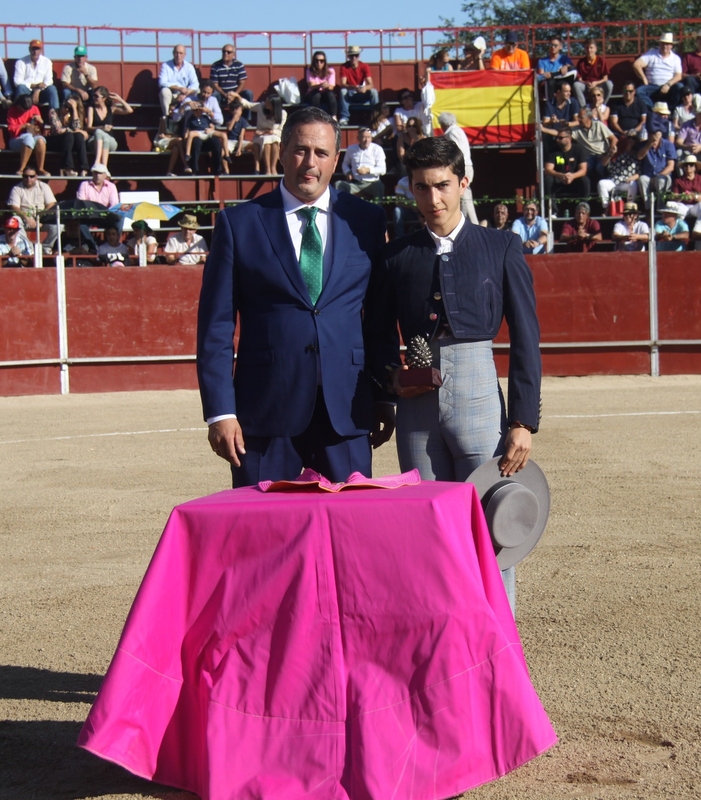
top-left (398, 367), bottom-right (443, 388)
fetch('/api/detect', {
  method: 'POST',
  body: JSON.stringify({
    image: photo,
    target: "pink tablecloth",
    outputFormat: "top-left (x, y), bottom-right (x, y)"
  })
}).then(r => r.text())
top-left (78, 480), bottom-right (556, 800)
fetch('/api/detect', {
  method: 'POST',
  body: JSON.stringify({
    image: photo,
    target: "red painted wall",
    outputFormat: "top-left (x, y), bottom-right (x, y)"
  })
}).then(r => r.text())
top-left (1, 253), bottom-right (699, 396)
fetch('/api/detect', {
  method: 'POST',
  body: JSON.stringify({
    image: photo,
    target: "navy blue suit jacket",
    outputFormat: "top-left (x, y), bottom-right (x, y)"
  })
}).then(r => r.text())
top-left (197, 186), bottom-right (388, 438)
top-left (366, 222), bottom-right (542, 431)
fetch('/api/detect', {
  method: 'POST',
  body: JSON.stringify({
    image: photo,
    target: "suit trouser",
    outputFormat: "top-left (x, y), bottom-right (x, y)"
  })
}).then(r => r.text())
top-left (395, 338), bottom-right (516, 613)
top-left (231, 387), bottom-right (372, 488)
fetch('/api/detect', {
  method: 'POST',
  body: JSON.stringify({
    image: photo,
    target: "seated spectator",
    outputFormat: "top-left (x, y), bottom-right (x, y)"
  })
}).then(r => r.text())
top-left (597, 135), bottom-right (640, 209)
top-left (542, 83), bottom-right (580, 144)
top-left (681, 31), bottom-right (701, 96)
top-left (61, 46), bottom-right (98, 104)
top-left (480, 202), bottom-right (511, 230)
top-left (209, 44), bottom-right (253, 109)
top-left (393, 89), bottom-right (427, 135)
top-left (428, 48), bottom-right (455, 73)
top-left (637, 130), bottom-right (676, 209)
top-left (560, 202), bottom-right (602, 252)
top-left (671, 154), bottom-right (701, 219)
top-left (97, 224), bottom-right (129, 265)
top-left (8, 169), bottom-right (56, 251)
top-left (574, 39), bottom-right (613, 108)
top-left (543, 128), bottom-right (590, 205)
top-left (587, 87), bottom-right (610, 126)
top-left (646, 102), bottom-right (674, 142)
top-left (59, 218), bottom-right (97, 264)
top-left (569, 108), bottom-right (617, 182)
top-left (335, 127), bottom-right (386, 199)
top-left (0, 58), bottom-right (12, 108)
top-left (182, 103), bottom-right (218, 174)
top-left (655, 202), bottom-right (689, 251)
top-left (220, 98), bottom-right (251, 173)
top-left (304, 51), bottom-right (337, 119)
top-left (0, 216), bottom-right (33, 267)
top-left (610, 82), bottom-right (648, 140)
top-left (7, 95), bottom-right (49, 176)
top-left (234, 93), bottom-right (285, 175)
top-left (675, 98), bottom-right (701, 156)
top-left (490, 32), bottom-right (531, 71)
top-left (159, 44), bottom-right (199, 118)
top-left (46, 97), bottom-right (89, 176)
top-left (633, 33), bottom-right (683, 111)
top-left (154, 103), bottom-right (186, 177)
top-left (338, 46), bottom-right (379, 126)
top-left (395, 119), bottom-right (426, 172)
top-left (459, 38), bottom-right (486, 71)
top-left (127, 220), bottom-right (158, 265)
top-left (392, 175), bottom-right (419, 237)
top-left (438, 111), bottom-right (478, 224)
top-left (181, 81), bottom-right (223, 126)
top-left (369, 102), bottom-right (394, 144)
top-left (612, 202), bottom-right (650, 251)
top-left (537, 36), bottom-right (576, 100)
top-left (13, 39), bottom-right (59, 110)
top-left (511, 201), bottom-right (548, 254)
top-left (77, 163), bottom-right (119, 208)
top-left (673, 87), bottom-right (697, 131)
top-left (86, 86), bottom-right (133, 171)
top-left (164, 214), bottom-right (208, 265)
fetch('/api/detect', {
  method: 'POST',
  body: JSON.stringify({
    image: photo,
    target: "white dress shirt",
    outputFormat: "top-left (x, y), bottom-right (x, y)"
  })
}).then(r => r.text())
top-left (14, 55), bottom-right (53, 89)
top-left (426, 213), bottom-right (466, 254)
top-left (342, 142), bottom-right (386, 182)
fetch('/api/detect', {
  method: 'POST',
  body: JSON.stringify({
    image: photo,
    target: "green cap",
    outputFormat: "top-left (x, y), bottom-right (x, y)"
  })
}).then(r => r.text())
top-left (74, 45), bottom-right (87, 57)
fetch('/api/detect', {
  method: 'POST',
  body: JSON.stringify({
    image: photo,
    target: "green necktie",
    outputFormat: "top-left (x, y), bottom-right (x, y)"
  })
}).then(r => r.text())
top-left (298, 206), bottom-right (323, 305)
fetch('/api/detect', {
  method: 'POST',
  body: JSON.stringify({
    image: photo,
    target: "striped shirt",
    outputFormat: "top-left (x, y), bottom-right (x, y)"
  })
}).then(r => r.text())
top-left (210, 59), bottom-right (248, 92)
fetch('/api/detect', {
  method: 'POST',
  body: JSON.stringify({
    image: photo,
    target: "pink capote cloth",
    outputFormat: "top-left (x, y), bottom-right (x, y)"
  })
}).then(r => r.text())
top-left (78, 476), bottom-right (557, 800)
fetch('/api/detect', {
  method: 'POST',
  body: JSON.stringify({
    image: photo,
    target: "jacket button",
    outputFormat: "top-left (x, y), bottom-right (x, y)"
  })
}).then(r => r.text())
top-left (314, 309), bottom-right (320, 315)
top-left (441, 254), bottom-right (449, 261)
top-left (429, 313), bottom-right (438, 321)
top-left (434, 292), bottom-right (442, 300)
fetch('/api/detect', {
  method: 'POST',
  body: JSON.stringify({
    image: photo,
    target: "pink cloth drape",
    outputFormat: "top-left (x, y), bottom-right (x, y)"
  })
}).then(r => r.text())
top-left (78, 479), bottom-right (556, 799)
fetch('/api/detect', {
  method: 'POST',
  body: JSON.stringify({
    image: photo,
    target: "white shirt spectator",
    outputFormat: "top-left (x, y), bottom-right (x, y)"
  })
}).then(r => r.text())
top-left (393, 101), bottom-right (427, 134)
top-left (164, 231), bottom-right (209, 264)
top-left (638, 49), bottom-right (683, 86)
top-left (613, 219), bottom-right (650, 251)
top-left (159, 59), bottom-right (199, 94)
top-left (441, 122), bottom-right (473, 168)
top-left (8, 180), bottom-right (56, 217)
top-left (14, 54), bottom-right (53, 89)
top-left (341, 141), bottom-right (386, 182)
top-left (0, 231), bottom-right (33, 264)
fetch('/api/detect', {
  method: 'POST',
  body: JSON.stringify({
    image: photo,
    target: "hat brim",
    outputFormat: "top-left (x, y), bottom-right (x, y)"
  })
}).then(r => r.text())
top-left (469, 458), bottom-right (551, 568)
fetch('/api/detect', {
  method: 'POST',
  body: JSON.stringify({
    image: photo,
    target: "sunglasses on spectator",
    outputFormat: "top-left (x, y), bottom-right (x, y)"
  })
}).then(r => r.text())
top-left (401, 94), bottom-right (413, 100)
top-left (313, 58), bottom-right (325, 62)
top-left (623, 89), bottom-right (635, 93)
top-left (223, 49), bottom-right (234, 54)
top-left (24, 173), bottom-right (37, 178)
top-left (623, 211), bottom-right (637, 216)
top-left (347, 53), bottom-right (359, 58)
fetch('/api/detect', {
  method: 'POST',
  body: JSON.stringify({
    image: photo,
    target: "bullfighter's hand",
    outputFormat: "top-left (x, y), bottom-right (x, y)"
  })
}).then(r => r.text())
top-left (208, 418), bottom-right (246, 467)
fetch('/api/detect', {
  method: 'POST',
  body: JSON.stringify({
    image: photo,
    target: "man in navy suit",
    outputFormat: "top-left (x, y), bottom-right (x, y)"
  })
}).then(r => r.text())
top-left (197, 107), bottom-right (395, 486)
top-left (365, 137), bottom-right (541, 611)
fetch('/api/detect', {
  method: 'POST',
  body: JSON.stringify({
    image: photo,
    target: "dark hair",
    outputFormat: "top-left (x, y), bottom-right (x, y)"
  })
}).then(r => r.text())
top-left (200, 79), bottom-right (214, 92)
top-left (431, 48), bottom-right (451, 67)
top-left (281, 106), bottom-right (341, 153)
top-left (309, 50), bottom-right (328, 79)
top-left (93, 86), bottom-right (112, 107)
top-left (103, 224), bottom-right (119, 234)
top-left (228, 98), bottom-right (243, 111)
top-left (403, 137), bottom-right (465, 182)
top-left (549, 36), bottom-right (562, 44)
top-left (14, 94), bottom-right (34, 111)
top-left (261, 93), bottom-right (283, 124)
top-left (397, 87), bottom-right (413, 103)
top-left (368, 102), bottom-right (388, 131)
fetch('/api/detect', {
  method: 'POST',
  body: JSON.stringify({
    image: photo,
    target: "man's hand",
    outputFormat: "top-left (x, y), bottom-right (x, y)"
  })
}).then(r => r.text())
top-left (498, 426), bottom-right (532, 477)
top-left (370, 403), bottom-right (395, 448)
top-left (208, 418), bottom-right (246, 466)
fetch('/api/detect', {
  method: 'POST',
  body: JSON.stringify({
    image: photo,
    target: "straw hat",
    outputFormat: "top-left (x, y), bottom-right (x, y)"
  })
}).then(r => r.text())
top-left (659, 201), bottom-right (685, 217)
top-left (469, 458), bottom-right (551, 569)
top-left (178, 213), bottom-right (199, 230)
top-left (652, 101), bottom-right (671, 115)
top-left (658, 32), bottom-right (675, 44)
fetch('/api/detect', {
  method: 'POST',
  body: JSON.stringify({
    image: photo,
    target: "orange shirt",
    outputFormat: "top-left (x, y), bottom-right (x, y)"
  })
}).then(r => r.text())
top-left (490, 47), bottom-right (531, 70)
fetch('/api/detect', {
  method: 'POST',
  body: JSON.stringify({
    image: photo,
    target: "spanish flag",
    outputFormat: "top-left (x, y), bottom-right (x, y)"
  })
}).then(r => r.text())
top-left (430, 71), bottom-right (536, 144)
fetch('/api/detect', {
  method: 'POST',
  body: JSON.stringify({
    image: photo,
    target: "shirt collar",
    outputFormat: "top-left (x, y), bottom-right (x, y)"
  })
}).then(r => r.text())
top-left (426, 213), bottom-right (466, 247)
top-left (280, 180), bottom-right (331, 216)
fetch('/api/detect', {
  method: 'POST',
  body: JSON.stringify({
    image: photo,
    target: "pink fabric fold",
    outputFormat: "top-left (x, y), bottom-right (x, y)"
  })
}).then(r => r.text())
top-left (259, 467), bottom-right (422, 493)
top-left (78, 480), bottom-right (557, 799)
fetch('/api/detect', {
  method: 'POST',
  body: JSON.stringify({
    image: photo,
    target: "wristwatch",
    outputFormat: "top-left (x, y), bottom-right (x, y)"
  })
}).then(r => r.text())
top-left (510, 420), bottom-right (535, 433)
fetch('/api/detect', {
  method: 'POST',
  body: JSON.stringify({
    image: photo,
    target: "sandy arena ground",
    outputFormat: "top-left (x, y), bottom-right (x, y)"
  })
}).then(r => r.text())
top-left (1, 375), bottom-right (700, 800)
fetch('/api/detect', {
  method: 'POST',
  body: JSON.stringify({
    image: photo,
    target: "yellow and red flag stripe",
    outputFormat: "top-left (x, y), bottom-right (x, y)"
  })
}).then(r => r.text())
top-left (430, 70), bottom-right (536, 144)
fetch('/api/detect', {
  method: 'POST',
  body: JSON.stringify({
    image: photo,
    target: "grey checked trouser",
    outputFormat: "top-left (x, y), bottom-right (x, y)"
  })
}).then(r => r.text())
top-left (395, 338), bottom-right (516, 613)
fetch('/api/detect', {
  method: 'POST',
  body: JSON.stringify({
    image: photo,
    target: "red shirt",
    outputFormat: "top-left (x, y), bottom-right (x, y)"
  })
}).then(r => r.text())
top-left (576, 56), bottom-right (610, 83)
top-left (340, 60), bottom-right (372, 88)
top-left (7, 104), bottom-right (42, 139)
top-left (672, 174), bottom-right (701, 196)
top-left (561, 217), bottom-right (601, 252)
top-left (682, 51), bottom-right (701, 76)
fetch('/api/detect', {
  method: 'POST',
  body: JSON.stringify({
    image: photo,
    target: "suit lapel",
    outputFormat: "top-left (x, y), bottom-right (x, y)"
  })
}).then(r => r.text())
top-left (258, 189), bottom-right (311, 304)
top-left (320, 188), bottom-right (350, 303)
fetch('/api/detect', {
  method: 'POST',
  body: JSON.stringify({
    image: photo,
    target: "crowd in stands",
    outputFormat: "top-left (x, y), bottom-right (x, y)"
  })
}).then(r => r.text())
top-left (2, 29), bottom-right (701, 266)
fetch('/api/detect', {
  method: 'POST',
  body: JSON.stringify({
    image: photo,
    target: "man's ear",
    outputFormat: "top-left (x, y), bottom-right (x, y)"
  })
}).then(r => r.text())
top-left (460, 175), bottom-right (469, 194)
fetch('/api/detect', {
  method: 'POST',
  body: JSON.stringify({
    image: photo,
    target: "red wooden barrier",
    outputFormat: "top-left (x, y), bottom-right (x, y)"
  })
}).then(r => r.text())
top-left (1, 253), bottom-right (699, 397)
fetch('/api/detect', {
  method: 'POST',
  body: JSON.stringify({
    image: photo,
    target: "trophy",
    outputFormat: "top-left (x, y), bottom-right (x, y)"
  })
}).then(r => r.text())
top-left (398, 335), bottom-right (443, 388)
